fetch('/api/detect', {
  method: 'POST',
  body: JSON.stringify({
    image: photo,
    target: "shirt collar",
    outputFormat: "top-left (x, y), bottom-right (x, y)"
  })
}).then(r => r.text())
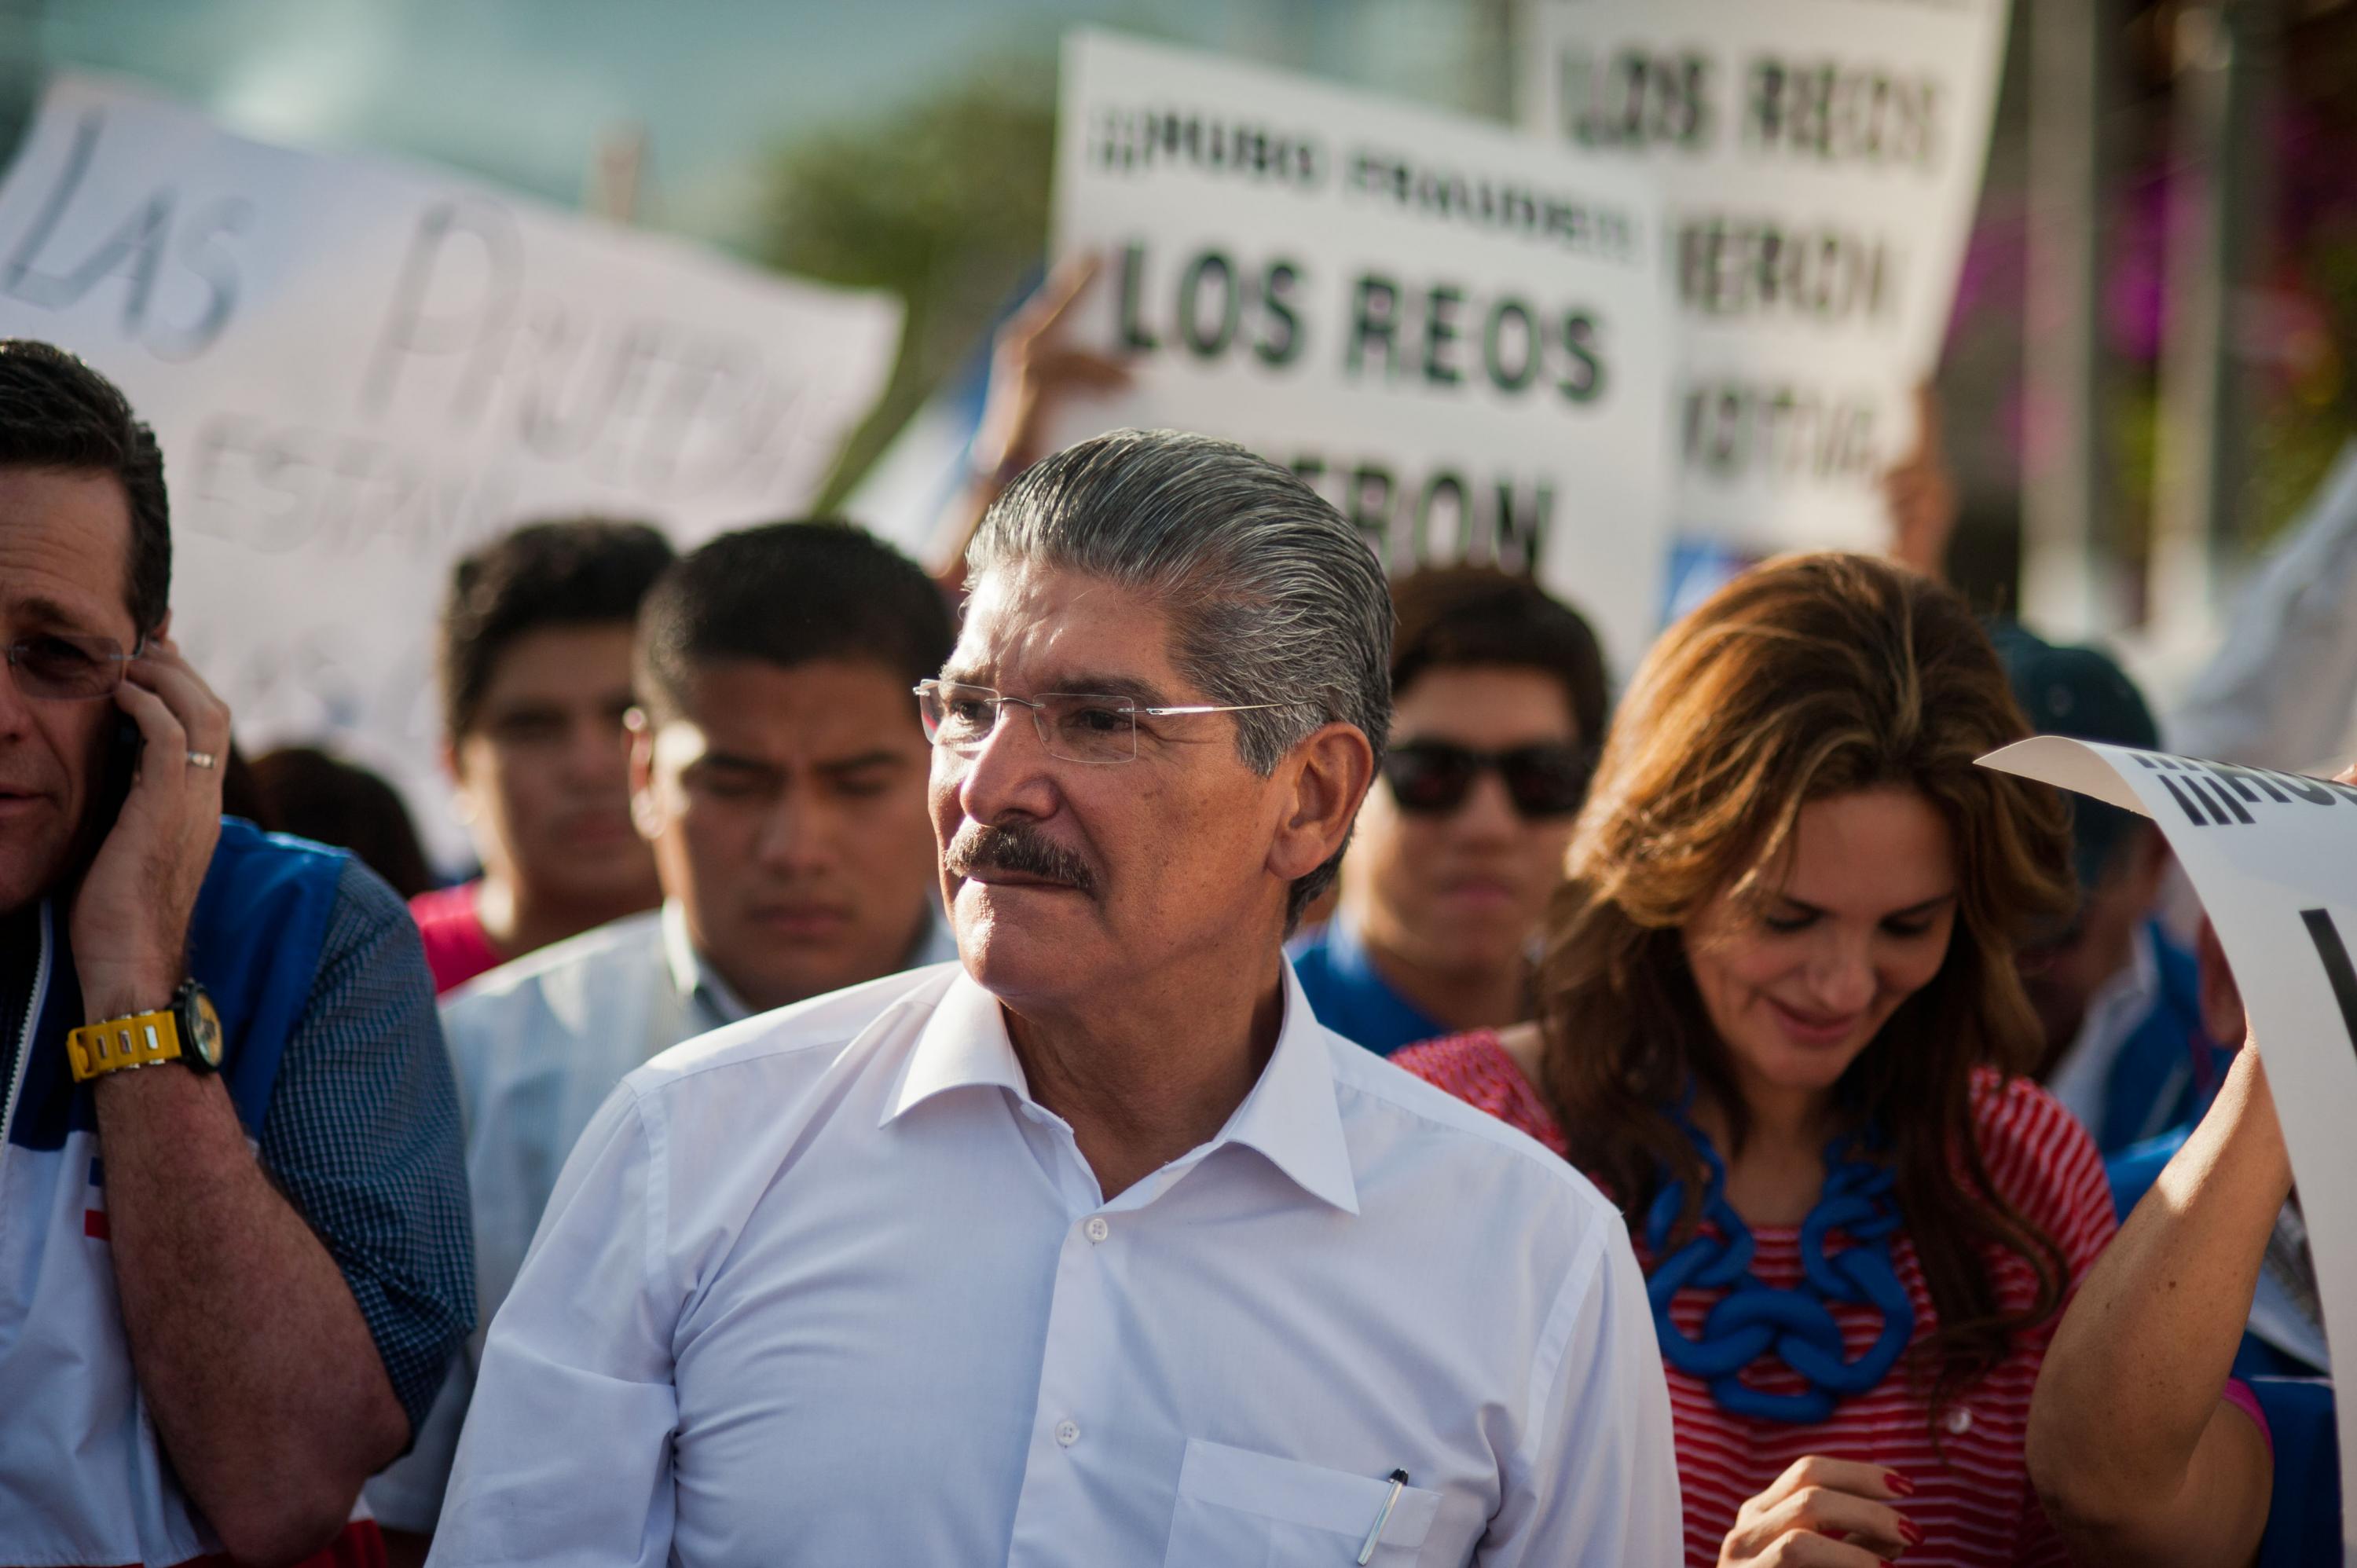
top-left (662, 899), bottom-right (750, 1028)
top-left (881, 966), bottom-right (1033, 1121)
top-left (665, 897), bottom-right (959, 1032)
top-left (882, 959), bottom-right (1359, 1216)
top-left (1219, 960), bottom-right (1359, 1214)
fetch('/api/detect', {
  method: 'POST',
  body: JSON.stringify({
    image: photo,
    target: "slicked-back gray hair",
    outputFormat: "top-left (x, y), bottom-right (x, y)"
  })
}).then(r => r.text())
top-left (968, 429), bottom-right (1392, 925)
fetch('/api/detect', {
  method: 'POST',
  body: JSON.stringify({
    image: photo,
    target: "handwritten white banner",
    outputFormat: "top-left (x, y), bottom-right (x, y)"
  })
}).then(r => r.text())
top-left (1523, 0), bottom-right (2011, 551)
top-left (0, 75), bottom-right (903, 866)
top-left (1047, 29), bottom-right (1673, 678)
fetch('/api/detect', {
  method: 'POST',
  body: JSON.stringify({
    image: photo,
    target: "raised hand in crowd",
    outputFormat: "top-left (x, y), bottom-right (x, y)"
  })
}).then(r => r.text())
top-left (1716, 1457), bottom-right (1918, 1567)
top-left (1882, 383), bottom-right (1959, 581)
top-left (928, 251), bottom-right (1131, 588)
top-left (2024, 913), bottom-right (2285, 1567)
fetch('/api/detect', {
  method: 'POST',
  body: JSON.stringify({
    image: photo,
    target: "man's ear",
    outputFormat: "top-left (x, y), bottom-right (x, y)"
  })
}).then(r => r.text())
top-left (627, 710), bottom-right (662, 842)
top-left (2124, 821), bottom-right (2172, 906)
top-left (440, 731), bottom-right (480, 826)
top-left (1267, 722), bottom-right (1376, 885)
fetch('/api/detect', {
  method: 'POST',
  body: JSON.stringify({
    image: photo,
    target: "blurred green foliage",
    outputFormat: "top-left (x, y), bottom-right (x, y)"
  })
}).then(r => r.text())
top-left (753, 66), bottom-right (1057, 511)
top-left (2245, 218), bottom-right (2357, 548)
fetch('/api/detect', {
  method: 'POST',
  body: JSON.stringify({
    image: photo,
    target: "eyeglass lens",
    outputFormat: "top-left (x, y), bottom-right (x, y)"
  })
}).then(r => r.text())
top-left (6, 633), bottom-right (130, 701)
top-left (918, 682), bottom-right (1142, 764)
top-left (1382, 742), bottom-right (1591, 818)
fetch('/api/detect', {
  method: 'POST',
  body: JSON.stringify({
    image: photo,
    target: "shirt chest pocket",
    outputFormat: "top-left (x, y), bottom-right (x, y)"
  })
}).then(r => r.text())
top-left (1164, 1438), bottom-right (1443, 1568)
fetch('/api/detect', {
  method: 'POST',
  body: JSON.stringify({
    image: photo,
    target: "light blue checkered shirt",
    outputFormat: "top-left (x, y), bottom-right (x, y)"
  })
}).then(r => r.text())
top-left (367, 898), bottom-right (958, 1531)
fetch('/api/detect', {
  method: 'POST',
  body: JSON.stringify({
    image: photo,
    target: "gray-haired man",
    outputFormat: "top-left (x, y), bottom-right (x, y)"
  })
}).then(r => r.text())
top-left (430, 431), bottom-right (1679, 1566)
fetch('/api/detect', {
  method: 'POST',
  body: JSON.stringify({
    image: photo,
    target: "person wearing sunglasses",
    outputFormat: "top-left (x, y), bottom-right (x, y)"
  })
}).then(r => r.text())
top-left (1289, 566), bottom-right (1608, 1057)
top-left (1395, 554), bottom-right (2119, 1564)
top-left (0, 341), bottom-right (472, 1566)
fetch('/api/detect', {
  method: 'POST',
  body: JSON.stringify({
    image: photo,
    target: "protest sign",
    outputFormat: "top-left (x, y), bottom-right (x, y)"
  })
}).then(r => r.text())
top-left (1047, 29), bottom-right (1672, 677)
top-left (1983, 737), bottom-right (2357, 1550)
top-left (0, 75), bottom-right (901, 866)
top-left (1523, 0), bottom-right (2011, 551)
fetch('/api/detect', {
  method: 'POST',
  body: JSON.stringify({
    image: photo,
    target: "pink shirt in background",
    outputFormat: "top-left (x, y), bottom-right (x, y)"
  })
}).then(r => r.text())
top-left (410, 881), bottom-right (504, 996)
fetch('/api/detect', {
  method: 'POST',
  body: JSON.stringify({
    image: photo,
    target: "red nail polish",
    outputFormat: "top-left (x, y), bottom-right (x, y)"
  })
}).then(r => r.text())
top-left (1898, 1516), bottom-right (1924, 1548)
top-left (1885, 1470), bottom-right (1915, 1497)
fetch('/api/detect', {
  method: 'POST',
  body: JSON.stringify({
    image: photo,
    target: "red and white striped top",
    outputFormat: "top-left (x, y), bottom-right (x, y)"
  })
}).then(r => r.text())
top-left (1391, 1031), bottom-right (2117, 1568)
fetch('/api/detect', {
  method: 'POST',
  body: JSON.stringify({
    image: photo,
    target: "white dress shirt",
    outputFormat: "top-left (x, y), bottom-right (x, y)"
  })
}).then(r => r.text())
top-left (369, 899), bottom-right (959, 1532)
top-left (2169, 438), bottom-right (2357, 771)
top-left (429, 960), bottom-right (1679, 1566)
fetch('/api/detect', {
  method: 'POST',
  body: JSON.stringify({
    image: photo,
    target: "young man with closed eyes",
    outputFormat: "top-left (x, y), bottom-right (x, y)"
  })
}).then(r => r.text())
top-left (368, 521), bottom-right (957, 1552)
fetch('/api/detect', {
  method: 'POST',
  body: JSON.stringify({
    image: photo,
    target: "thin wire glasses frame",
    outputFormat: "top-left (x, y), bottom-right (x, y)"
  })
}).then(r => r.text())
top-left (4, 632), bottom-right (145, 702)
top-left (915, 679), bottom-right (1290, 765)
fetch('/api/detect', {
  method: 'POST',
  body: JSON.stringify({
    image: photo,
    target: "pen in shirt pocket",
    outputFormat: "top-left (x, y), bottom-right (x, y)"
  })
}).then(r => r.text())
top-left (1357, 1468), bottom-right (1409, 1564)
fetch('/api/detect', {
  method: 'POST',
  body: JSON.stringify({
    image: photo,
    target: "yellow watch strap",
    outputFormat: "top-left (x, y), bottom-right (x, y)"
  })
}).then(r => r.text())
top-left (68, 1010), bottom-right (184, 1083)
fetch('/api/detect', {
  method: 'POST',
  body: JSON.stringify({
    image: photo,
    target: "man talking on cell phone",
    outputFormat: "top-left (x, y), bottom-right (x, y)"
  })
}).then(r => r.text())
top-left (0, 341), bottom-right (475, 1566)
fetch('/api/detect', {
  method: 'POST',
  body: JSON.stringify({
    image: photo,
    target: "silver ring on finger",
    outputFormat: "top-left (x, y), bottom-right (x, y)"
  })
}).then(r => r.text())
top-left (185, 750), bottom-right (218, 770)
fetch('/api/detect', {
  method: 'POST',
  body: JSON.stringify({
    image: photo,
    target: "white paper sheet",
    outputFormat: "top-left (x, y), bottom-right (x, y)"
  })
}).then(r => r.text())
top-left (1984, 735), bottom-right (2353, 1555)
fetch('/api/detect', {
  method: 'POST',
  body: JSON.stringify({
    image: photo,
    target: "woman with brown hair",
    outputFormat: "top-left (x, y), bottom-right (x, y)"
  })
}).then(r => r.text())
top-left (1396, 552), bottom-right (2118, 1566)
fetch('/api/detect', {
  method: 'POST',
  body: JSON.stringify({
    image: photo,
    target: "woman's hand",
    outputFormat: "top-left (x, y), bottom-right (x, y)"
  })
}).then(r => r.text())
top-left (1718, 1457), bottom-right (1919, 1565)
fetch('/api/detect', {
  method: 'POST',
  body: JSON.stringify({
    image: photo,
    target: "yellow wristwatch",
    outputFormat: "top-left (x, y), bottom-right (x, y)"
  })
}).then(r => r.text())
top-left (68, 982), bottom-right (225, 1083)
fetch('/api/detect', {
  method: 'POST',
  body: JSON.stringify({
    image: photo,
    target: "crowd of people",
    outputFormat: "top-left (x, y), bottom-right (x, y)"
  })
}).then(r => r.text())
top-left (0, 295), bottom-right (2332, 1568)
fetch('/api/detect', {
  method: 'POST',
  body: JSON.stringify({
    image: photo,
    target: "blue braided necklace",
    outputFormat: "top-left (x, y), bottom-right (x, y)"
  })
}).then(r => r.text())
top-left (1643, 1104), bottom-right (1916, 1424)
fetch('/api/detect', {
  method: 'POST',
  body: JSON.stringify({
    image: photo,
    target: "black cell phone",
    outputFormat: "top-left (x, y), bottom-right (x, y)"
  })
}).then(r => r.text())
top-left (89, 713), bottom-right (143, 843)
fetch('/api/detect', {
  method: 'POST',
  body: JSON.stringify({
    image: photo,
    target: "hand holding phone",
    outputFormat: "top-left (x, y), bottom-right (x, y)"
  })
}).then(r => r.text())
top-left (69, 635), bottom-right (230, 1027)
top-left (87, 711), bottom-right (143, 844)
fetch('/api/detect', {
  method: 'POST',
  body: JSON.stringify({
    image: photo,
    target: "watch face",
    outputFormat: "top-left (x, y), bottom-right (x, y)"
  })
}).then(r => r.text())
top-left (187, 990), bottom-right (225, 1069)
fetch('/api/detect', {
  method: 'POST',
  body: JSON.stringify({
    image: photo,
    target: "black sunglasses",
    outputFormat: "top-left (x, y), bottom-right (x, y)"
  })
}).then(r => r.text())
top-left (1380, 741), bottom-right (1594, 819)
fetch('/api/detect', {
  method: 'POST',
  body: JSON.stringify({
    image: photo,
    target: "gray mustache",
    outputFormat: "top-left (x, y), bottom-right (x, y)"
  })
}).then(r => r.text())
top-left (944, 822), bottom-right (1098, 896)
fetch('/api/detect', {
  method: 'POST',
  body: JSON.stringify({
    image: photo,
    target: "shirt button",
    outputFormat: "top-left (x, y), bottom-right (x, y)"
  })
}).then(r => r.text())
top-left (1054, 1420), bottom-right (1080, 1447)
top-left (1944, 1405), bottom-right (1974, 1435)
top-left (1083, 1216), bottom-right (1110, 1244)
